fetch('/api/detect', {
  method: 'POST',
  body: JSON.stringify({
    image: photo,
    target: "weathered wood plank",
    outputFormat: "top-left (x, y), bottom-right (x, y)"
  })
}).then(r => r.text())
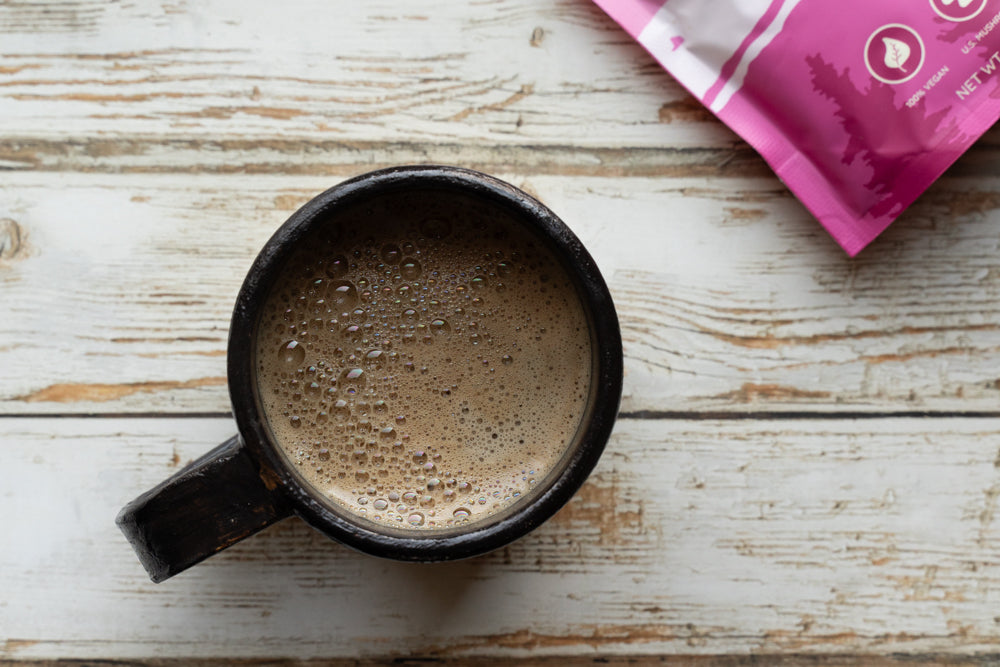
top-left (0, 0), bottom-right (714, 146)
top-left (2, 172), bottom-right (1000, 415)
top-left (2, 0), bottom-right (999, 179)
top-left (0, 659), bottom-right (997, 667)
top-left (1, 0), bottom-right (994, 158)
top-left (2, 416), bottom-right (999, 659)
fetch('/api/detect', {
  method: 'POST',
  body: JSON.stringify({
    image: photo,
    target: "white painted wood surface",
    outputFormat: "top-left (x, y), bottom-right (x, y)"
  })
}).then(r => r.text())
top-left (4, 172), bottom-right (1000, 416)
top-left (4, 417), bottom-right (1000, 659)
top-left (2, 0), bottom-right (1000, 662)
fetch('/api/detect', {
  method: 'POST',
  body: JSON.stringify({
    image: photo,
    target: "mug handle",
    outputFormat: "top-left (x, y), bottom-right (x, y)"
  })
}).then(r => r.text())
top-left (116, 435), bottom-right (292, 583)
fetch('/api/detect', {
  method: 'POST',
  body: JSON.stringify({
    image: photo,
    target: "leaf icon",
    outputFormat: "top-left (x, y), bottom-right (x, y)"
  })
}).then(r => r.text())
top-left (883, 37), bottom-right (910, 72)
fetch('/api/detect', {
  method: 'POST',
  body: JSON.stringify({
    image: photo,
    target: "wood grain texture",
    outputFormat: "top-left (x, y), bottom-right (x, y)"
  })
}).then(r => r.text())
top-left (2, 0), bottom-right (999, 180)
top-left (2, 172), bottom-right (1000, 415)
top-left (4, 0), bottom-right (1000, 662)
top-left (0, 0), bottom-right (716, 146)
top-left (3, 417), bottom-right (1000, 660)
top-left (1, 659), bottom-right (998, 667)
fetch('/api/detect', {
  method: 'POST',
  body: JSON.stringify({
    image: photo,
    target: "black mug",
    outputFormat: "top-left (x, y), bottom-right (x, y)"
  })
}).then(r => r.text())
top-left (117, 165), bottom-right (623, 582)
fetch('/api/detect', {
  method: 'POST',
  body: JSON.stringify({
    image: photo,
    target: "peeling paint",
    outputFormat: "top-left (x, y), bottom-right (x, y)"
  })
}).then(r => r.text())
top-left (449, 84), bottom-right (535, 122)
top-left (658, 96), bottom-right (715, 124)
top-left (15, 377), bottom-right (226, 403)
top-left (713, 383), bottom-right (831, 403)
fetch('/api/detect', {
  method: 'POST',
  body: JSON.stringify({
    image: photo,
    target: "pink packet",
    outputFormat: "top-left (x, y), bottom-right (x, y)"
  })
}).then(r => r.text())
top-left (594, 0), bottom-right (1000, 255)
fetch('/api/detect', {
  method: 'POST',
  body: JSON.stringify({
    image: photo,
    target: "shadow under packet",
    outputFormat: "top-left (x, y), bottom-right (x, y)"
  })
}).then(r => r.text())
top-left (594, 0), bottom-right (1000, 256)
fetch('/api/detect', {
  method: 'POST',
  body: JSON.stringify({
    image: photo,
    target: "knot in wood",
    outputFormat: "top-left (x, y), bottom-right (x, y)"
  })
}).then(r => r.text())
top-left (0, 218), bottom-right (25, 262)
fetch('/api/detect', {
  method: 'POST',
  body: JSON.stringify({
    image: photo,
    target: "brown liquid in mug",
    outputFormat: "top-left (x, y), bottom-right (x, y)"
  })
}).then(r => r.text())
top-left (255, 190), bottom-right (593, 530)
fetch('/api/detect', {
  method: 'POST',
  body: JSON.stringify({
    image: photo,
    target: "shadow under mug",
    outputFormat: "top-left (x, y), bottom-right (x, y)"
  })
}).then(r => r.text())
top-left (117, 165), bottom-right (624, 582)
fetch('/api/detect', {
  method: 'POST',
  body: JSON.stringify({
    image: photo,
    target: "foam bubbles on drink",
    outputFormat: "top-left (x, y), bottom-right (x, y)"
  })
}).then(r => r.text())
top-left (255, 190), bottom-right (592, 530)
top-left (280, 340), bottom-right (306, 365)
top-left (400, 259), bottom-right (421, 280)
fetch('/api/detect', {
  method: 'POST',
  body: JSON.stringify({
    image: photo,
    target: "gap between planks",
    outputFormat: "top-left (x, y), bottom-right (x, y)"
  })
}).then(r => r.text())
top-left (4, 410), bottom-right (1000, 420)
top-left (0, 136), bottom-right (770, 178)
top-left (0, 135), bottom-right (998, 179)
top-left (1, 656), bottom-right (999, 666)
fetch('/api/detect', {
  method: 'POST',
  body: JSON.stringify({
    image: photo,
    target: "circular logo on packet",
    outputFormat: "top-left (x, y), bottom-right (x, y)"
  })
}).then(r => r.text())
top-left (930, 0), bottom-right (987, 22)
top-left (864, 24), bottom-right (925, 84)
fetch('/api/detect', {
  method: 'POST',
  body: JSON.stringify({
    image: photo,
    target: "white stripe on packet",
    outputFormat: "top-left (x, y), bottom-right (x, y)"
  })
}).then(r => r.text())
top-left (637, 0), bottom-right (802, 113)
top-left (709, 0), bottom-right (803, 113)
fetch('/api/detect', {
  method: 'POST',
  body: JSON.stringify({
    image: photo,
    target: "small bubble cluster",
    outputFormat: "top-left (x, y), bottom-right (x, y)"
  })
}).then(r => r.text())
top-left (255, 190), bottom-right (593, 530)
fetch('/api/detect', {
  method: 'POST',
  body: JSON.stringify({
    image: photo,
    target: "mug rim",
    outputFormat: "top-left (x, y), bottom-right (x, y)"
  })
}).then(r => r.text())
top-left (228, 165), bottom-right (622, 561)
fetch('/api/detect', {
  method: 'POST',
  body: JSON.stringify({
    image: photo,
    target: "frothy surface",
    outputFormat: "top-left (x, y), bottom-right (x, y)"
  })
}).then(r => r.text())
top-left (255, 189), bottom-right (593, 530)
